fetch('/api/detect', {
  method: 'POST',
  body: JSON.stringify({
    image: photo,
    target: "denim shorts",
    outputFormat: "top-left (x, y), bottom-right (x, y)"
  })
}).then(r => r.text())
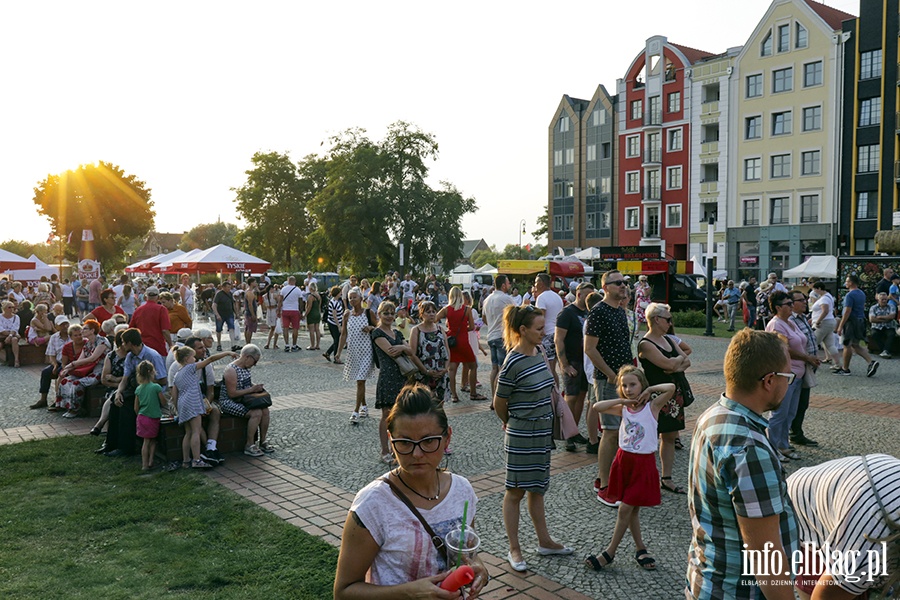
top-left (215, 315), bottom-right (235, 333)
top-left (594, 379), bottom-right (622, 430)
top-left (488, 338), bottom-right (507, 366)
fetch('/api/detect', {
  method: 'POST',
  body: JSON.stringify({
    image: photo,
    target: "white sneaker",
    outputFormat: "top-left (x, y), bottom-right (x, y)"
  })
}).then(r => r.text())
top-left (359, 406), bottom-right (369, 418)
top-left (350, 412), bottom-right (359, 423)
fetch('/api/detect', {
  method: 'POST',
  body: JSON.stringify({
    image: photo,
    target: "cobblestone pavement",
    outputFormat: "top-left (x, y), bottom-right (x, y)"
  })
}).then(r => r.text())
top-left (1, 327), bottom-right (898, 599)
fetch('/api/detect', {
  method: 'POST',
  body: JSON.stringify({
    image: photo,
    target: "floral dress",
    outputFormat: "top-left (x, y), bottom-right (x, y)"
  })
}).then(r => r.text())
top-left (634, 282), bottom-right (651, 324)
top-left (343, 310), bottom-right (374, 382)
top-left (57, 336), bottom-right (111, 411)
top-left (415, 326), bottom-right (449, 402)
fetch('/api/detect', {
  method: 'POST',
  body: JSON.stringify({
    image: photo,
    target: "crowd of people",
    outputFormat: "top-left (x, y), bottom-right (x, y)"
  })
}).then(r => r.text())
top-left (3, 266), bottom-right (897, 598)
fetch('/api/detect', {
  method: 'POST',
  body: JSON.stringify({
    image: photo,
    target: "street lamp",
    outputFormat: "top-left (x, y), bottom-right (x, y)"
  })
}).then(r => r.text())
top-left (518, 219), bottom-right (526, 250)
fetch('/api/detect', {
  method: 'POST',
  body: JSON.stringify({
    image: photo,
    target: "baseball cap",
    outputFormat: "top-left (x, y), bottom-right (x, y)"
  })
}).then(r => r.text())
top-left (146, 286), bottom-right (160, 296)
top-left (176, 327), bottom-right (193, 341)
top-left (54, 315), bottom-right (70, 326)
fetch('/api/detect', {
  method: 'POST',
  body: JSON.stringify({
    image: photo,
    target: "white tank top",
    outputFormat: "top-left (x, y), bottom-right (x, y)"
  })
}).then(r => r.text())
top-left (618, 403), bottom-right (658, 455)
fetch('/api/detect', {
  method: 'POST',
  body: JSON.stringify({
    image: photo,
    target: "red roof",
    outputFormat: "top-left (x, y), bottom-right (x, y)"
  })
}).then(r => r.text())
top-left (803, 0), bottom-right (855, 30)
top-left (670, 42), bottom-right (717, 65)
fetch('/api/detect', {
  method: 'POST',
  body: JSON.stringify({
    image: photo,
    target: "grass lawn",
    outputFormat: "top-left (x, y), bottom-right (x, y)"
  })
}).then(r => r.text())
top-left (0, 436), bottom-right (338, 599)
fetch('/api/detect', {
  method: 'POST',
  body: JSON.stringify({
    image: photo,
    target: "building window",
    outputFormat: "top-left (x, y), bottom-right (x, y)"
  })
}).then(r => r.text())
top-left (857, 191), bottom-right (877, 219)
top-left (631, 99), bottom-right (643, 120)
top-left (803, 61), bottom-right (823, 87)
top-left (648, 96), bottom-right (661, 124)
top-left (744, 157), bottom-right (762, 181)
top-left (625, 207), bottom-right (640, 229)
top-left (801, 150), bottom-right (820, 175)
top-left (667, 166), bottom-right (682, 190)
top-left (773, 67), bottom-right (793, 93)
top-left (646, 206), bottom-right (660, 237)
top-left (856, 238), bottom-right (875, 255)
top-left (668, 91), bottom-right (681, 113)
top-left (553, 181), bottom-right (564, 198)
top-left (859, 97), bottom-right (882, 127)
top-left (565, 148), bottom-right (574, 165)
top-left (858, 145), bottom-right (880, 173)
top-left (744, 199), bottom-right (760, 226)
top-left (745, 116), bottom-right (762, 139)
top-left (601, 176), bottom-right (611, 194)
top-left (860, 49), bottom-right (883, 79)
top-left (559, 116), bottom-right (570, 132)
top-left (592, 109), bottom-right (606, 126)
top-left (746, 74), bottom-right (763, 98)
top-left (771, 154), bottom-right (792, 178)
top-left (777, 24), bottom-right (790, 52)
top-left (646, 170), bottom-right (661, 199)
top-left (802, 106), bottom-right (822, 131)
top-left (626, 135), bottom-right (640, 158)
top-left (668, 128), bottom-right (683, 151)
top-left (795, 23), bottom-right (808, 48)
top-left (770, 197), bottom-right (790, 224)
top-left (626, 171), bottom-right (641, 194)
top-left (586, 178), bottom-right (597, 194)
top-left (602, 142), bottom-right (611, 159)
top-left (553, 197), bottom-right (575, 240)
top-left (667, 205), bottom-right (682, 228)
top-left (586, 144), bottom-right (597, 161)
top-left (800, 195), bottom-right (818, 223)
top-left (761, 31), bottom-right (772, 56)
top-left (772, 111), bottom-right (792, 136)
top-left (646, 132), bottom-right (661, 162)
top-left (553, 150), bottom-right (563, 166)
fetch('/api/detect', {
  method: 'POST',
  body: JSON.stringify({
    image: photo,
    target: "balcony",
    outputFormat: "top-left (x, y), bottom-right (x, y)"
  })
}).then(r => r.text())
top-left (701, 101), bottom-right (720, 116)
top-left (700, 181), bottom-right (719, 194)
top-left (643, 150), bottom-right (661, 166)
top-left (643, 113), bottom-right (662, 129)
top-left (700, 141), bottom-right (719, 155)
top-left (643, 187), bottom-right (662, 203)
top-left (643, 226), bottom-right (661, 239)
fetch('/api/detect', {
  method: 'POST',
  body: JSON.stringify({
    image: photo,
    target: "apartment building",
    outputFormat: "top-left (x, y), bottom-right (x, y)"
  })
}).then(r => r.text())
top-left (728, 0), bottom-right (853, 280)
top-left (617, 36), bottom-right (715, 260)
top-left (839, 0), bottom-right (899, 255)
top-left (548, 86), bottom-right (617, 251)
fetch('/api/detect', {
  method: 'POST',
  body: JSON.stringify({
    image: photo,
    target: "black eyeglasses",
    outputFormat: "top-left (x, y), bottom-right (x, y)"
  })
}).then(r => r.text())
top-left (390, 434), bottom-right (445, 455)
top-left (606, 280), bottom-right (627, 287)
top-left (779, 301), bottom-right (793, 307)
top-left (656, 315), bottom-right (673, 323)
top-left (758, 371), bottom-right (796, 384)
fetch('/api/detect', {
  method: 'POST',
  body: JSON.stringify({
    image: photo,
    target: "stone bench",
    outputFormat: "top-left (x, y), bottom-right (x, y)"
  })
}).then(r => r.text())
top-left (3, 341), bottom-right (47, 366)
top-left (156, 414), bottom-right (252, 462)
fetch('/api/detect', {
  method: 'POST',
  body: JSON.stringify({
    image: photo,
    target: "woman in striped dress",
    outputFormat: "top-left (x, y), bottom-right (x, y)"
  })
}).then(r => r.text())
top-left (493, 304), bottom-right (573, 573)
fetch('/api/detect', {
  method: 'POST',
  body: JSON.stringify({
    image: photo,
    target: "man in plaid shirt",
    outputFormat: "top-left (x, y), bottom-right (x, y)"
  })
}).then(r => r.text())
top-left (686, 329), bottom-right (798, 599)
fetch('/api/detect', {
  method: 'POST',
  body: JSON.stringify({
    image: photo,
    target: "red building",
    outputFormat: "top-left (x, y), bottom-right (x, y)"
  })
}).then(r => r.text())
top-left (616, 36), bottom-right (714, 260)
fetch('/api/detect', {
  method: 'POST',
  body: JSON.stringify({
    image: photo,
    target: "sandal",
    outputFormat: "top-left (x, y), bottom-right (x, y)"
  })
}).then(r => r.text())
top-left (333, 359), bottom-right (344, 365)
top-left (584, 550), bottom-right (614, 571)
top-left (451, 396), bottom-right (461, 403)
top-left (264, 344), bottom-right (270, 349)
top-left (322, 353), bottom-right (332, 362)
top-left (635, 549), bottom-right (656, 570)
top-left (90, 427), bottom-right (102, 436)
top-left (674, 437), bottom-right (684, 450)
top-left (470, 394), bottom-right (489, 401)
top-left (661, 476), bottom-right (686, 494)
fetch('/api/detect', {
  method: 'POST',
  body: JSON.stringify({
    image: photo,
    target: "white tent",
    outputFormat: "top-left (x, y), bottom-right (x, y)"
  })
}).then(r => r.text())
top-left (571, 247), bottom-right (601, 261)
top-left (782, 255), bottom-right (838, 279)
top-left (477, 263), bottom-right (498, 275)
top-left (690, 255), bottom-right (706, 277)
top-left (452, 264), bottom-right (476, 274)
top-left (3, 253), bottom-right (55, 284)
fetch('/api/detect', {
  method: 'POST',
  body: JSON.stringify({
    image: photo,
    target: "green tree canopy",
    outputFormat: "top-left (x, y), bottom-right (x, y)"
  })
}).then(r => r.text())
top-left (0, 240), bottom-right (56, 264)
top-left (533, 205), bottom-right (549, 242)
top-left (180, 222), bottom-right (240, 251)
top-left (32, 161), bottom-right (155, 268)
top-left (470, 246), bottom-right (500, 269)
top-left (232, 152), bottom-right (318, 271)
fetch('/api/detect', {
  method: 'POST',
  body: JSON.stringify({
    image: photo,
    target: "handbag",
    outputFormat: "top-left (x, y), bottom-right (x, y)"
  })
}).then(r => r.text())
top-left (380, 476), bottom-right (450, 565)
top-left (671, 371), bottom-right (694, 407)
top-left (446, 307), bottom-right (467, 348)
top-left (539, 349), bottom-right (578, 441)
top-left (243, 393), bottom-right (272, 410)
top-left (69, 359), bottom-right (100, 378)
top-left (802, 364), bottom-right (817, 389)
top-left (393, 353), bottom-right (422, 380)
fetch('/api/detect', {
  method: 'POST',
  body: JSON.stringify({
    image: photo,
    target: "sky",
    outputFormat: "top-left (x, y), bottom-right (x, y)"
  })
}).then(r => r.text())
top-left (0, 0), bottom-right (858, 254)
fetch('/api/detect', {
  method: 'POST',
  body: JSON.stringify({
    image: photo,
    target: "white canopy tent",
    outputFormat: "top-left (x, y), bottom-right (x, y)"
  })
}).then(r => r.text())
top-left (782, 255), bottom-right (838, 279)
top-left (571, 247), bottom-right (601, 261)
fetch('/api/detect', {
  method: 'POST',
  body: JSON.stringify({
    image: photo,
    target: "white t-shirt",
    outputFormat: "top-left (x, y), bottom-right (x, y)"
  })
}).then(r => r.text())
top-left (482, 290), bottom-right (516, 342)
top-left (810, 293), bottom-right (835, 324)
top-left (280, 285), bottom-right (302, 311)
top-left (350, 473), bottom-right (477, 586)
top-left (535, 288), bottom-right (564, 332)
top-left (400, 280), bottom-right (416, 299)
top-left (112, 284), bottom-right (125, 301)
top-left (303, 277), bottom-right (317, 288)
top-left (61, 284), bottom-right (73, 298)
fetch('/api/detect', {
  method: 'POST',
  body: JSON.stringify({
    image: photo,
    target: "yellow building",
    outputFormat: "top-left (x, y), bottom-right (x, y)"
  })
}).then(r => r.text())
top-left (728, 0), bottom-right (853, 280)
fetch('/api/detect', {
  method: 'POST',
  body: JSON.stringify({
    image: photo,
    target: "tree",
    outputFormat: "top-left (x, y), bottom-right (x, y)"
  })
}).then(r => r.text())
top-left (500, 244), bottom-right (530, 260)
top-left (180, 222), bottom-right (240, 251)
top-left (532, 205), bottom-right (549, 242)
top-left (32, 161), bottom-right (155, 269)
top-left (470, 246), bottom-right (500, 269)
top-left (0, 240), bottom-right (56, 264)
top-left (232, 152), bottom-right (318, 271)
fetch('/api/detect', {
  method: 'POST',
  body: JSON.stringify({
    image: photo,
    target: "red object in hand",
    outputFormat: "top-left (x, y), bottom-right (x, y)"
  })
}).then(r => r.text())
top-left (440, 565), bottom-right (475, 591)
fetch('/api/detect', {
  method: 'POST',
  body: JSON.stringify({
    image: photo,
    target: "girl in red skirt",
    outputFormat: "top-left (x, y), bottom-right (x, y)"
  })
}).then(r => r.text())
top-left (584, 365), bottom-right (675, 572)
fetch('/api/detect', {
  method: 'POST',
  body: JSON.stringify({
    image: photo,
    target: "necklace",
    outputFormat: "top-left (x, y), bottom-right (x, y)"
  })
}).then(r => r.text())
top-left (395, 468), bottom-right (441, 501)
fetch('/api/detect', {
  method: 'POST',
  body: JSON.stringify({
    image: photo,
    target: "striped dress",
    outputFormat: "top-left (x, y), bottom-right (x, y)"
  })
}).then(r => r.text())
top-left (496, 351), bottom-right (554, 494)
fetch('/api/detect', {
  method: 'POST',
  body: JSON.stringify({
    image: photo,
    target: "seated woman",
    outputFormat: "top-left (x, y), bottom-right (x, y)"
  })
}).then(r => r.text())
top-left (334, 383), bottom-right (486, 599)
top-left (91, 326), bottom-right (130, 439)
top-left (218, 344), bottom-right (273, 458)
top-left (90, 289), bottom-right (125, 330)
top-left (28, 303), bottom-right (55, 346)
top-left (16, 300), bottom-right (34, 338)
top-left (56, 319), bottom-right (111, 418)
top-left (0, 300), bottom-right (22, 367)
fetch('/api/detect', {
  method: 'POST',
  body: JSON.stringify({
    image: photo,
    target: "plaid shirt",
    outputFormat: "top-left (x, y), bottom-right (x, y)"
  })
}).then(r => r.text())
top-left (789, 313), bottom-right (817, 355)
top-left (686, 396), bottom-right (797, 600)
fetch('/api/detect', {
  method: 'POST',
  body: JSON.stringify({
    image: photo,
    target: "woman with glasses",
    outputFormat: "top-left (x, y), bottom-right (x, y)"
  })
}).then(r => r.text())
top-left (637, 303), bottom-right (692, 494)
top-left (334, 384), bottom-right (487, 598)
top-left (219, 344), bottom-right (273, 457)
top-left (764, 291), bottom-right (817, 462)
top-left (409, 300), bottom-right (450, 403)
top-left (494, 304), bottom-right (572, 573)
top-left (371, 301), bottom-right (428, 464)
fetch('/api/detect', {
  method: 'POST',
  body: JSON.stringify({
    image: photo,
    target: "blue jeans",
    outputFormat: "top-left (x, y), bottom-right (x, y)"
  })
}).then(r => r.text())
top-left (727, 302), bottom-right (740, 329)
top-left (768, 375), bottom-right (802, 450)
top-left (488, 338), bottom-right (507, 367)
top-left (747, 305), bottom-right (757, 328)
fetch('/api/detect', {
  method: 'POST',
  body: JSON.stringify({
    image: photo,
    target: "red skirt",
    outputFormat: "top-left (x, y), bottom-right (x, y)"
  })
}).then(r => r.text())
top-left (606, 448), bottom-right (661, 507)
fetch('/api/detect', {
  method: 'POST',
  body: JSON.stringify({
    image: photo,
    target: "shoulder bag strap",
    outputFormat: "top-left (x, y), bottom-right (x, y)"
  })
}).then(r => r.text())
top-left (454, 306), bottom-right (468, 338)
top-left (380, 476), bottom-right (449, 563)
